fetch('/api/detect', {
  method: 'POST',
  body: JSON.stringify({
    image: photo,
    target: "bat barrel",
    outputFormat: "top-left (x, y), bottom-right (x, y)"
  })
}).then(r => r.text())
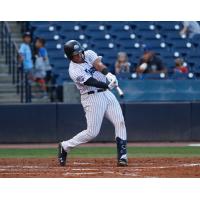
top-left (116, 86), bottom-right (124, 98)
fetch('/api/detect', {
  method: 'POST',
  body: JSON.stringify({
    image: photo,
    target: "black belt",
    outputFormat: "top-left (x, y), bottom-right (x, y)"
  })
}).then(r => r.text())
top-left (87, 89), bottom-right (106, 95)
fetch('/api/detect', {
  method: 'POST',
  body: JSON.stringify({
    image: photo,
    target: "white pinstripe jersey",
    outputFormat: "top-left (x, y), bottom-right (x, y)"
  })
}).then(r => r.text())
top-left (69, 50), bottom-right (106, 94)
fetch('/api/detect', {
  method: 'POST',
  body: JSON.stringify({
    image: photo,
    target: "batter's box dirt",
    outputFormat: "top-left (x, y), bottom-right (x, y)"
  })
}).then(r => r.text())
top-left (0, 158), bottom-right (200, 178)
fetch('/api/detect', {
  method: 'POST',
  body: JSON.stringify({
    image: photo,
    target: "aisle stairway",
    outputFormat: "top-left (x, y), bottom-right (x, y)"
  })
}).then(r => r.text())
top-left (0, 22), bottom-right (50, 104)
top-left (0, 54), bottom-right (20, 103)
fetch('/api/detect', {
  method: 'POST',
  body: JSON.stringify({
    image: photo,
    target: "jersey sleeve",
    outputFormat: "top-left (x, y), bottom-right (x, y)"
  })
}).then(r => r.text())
top-left (85, 50), bottom-right (99, 65)
top-left (19, 44), bottom-right (25, 55)
top-left (69, 66), bottom-right (91, 85)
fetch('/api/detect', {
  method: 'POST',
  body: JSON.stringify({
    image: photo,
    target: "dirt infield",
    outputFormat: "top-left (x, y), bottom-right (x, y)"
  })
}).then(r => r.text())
top-left (0, 157), bottom-right (200, 178)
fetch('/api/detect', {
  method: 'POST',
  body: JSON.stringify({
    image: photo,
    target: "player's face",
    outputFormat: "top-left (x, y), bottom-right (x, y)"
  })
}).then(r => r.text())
top-left (72, 53), bottom-right (84, 63)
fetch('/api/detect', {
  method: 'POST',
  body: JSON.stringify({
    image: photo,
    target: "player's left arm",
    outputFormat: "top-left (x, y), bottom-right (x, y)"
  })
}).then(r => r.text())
top-left (93, 58), bottom-right (117, 84)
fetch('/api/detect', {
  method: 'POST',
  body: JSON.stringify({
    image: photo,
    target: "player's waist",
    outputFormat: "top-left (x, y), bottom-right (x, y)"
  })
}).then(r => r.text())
top-left (82, 89), bottom-right (107, 95)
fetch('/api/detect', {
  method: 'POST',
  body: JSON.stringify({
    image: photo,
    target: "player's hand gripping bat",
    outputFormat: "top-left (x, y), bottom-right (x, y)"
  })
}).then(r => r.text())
top-left (108, 79), bottom-right (124, 98)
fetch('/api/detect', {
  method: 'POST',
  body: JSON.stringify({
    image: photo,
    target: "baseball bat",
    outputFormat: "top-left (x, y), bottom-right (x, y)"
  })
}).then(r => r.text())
top-left (116, 86), bottom-right (124, 98)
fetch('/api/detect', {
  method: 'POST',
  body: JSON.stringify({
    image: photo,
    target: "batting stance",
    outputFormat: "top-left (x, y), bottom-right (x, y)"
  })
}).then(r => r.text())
top-left (58, 40), bottom-right (128, 166)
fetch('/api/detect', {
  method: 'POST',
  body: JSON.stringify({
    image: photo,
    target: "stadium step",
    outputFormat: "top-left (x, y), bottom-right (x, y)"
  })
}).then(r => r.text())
top-left (0, 73), bottom-right (12, 83)
top-left (0, 54), bottom-right (20, 103)
top-left (7, 21), bottom-right (23, 47)
top-left (0, 84), bottom-right (16, 93)
top-left (0, 66), bottom-right (9, 73)
top-left (0, 22), bottom-right (22, 104)
top-left (0, 22), bottom-right (51, 104)
top-left (0, 92), bottom-right (20, 103)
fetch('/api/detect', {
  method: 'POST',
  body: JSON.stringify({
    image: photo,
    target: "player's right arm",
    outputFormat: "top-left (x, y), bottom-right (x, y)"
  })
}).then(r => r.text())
top-left (84, 77), bottom-right (116, 90)
top-left (69, 66), bottom-right (116, 90)
top-left (86, 50), bottom-right (117, 83)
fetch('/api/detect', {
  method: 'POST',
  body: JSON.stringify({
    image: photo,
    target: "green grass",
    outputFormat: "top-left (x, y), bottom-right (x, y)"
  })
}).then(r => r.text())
top-left (0, 146), bottom-right (200, 158)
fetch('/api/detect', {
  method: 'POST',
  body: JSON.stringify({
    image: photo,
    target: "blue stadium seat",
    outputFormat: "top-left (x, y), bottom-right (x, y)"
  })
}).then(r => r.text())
top-left (33, 31), bottom-right (60, 41)
top-left (52, 21), bottom-right (77, 30)
top-left (91, 39), bottom-right (116, 49)
top-left (154, 21), bottom-right (181, 31)
top-left (172, 50), bottom-right (190, 59)
top-left (49, 51), bottom-right (65, 61)
top-left (130, 56), bottom-right (140, 67)
top-left (163, 31), bottom-right (182, 40)
top-left (84, 24), bottom-right (106, 32)
top-left (138, 73), bottom-right (165, 80)
top-left (45, 40), bottom-right (60, 48)
top-left (118, 39), bottom-right (139, 49)
top-left (158, 49), bottom-right (173, 57)
top-left (134, 22), bottom-right (155, 31)
top-left (108, 23), bottom-right (132, 32)
top-left (59, 25), bottom-right (82, 32)
top-left (187, 56), bottom-right (200, 63)
top-left (187, 60), bottom-right (200, 68)
top-left (164, 59), bottom-right (175, 69)
top-left (116, 72), bottom-right (131, 80)
top-left (86, 31), bottom-right (113, 41)
top-left (97, 48), bottom-right (118, 58)
top-left (113, 31), bottom-right (138, 40)
top-left (51, 60), bottom-right (67, 69)
top-left (138, 30), bottom-right (161, 40)
top-left (190, 34), bottom-right (200, 47)
top-left (171, 40), bottom-right (194, 51)
top-left (129, 21), bottom-right (154, 30)
top-left (59, 31), bottom-right (87, 41)
top-left (84, 30), bottom-right (104, 38)
top-left (79, 21), bottom-right (102, 27)
top-left (29, 21), bottom-right (200, 89)
top-left (32, 25), bottom-right (55, 33)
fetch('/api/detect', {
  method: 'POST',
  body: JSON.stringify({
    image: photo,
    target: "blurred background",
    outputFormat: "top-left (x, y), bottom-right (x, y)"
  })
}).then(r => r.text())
top-left (1, 21), bottom-right (200, 104)
top-left (1, 21), bottom-right (200, 143)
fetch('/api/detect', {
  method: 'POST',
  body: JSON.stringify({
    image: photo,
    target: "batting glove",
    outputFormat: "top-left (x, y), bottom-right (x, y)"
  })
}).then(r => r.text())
top-left (106, 72), bottom-right (117, 83)
top-left (108, 81), bottom-right (118, 90)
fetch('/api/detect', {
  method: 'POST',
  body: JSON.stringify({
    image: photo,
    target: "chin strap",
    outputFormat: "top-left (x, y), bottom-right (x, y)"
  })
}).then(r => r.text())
top-left (116, 137), bottom-right (127, 161)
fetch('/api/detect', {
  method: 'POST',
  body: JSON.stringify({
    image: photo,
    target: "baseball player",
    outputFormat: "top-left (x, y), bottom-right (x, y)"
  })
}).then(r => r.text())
top-left (58, 40), bottom-right (128, 167)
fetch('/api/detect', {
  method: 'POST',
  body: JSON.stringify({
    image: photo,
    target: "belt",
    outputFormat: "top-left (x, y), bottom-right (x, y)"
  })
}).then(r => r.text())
top-left (87, 89), bottom-right (106, 95)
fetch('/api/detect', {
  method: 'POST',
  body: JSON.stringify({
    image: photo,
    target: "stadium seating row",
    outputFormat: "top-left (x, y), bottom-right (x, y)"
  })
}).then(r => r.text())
top-left (28, 21), bottom-right (200, 85)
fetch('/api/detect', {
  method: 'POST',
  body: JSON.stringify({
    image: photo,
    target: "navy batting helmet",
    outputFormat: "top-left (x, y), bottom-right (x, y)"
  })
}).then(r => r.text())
top-left (64, 40), bottom-right (84, 60)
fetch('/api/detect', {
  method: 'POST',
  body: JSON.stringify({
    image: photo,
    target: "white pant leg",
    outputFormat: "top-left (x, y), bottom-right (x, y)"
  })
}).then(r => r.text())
top-left (104, 91), bottom-right (127, 140)
top-left (62, 93), bottom-right (107, 152)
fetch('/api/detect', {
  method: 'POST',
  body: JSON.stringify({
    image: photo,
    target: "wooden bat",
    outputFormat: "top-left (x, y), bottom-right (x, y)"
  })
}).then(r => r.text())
top-left (116, 86), bottom-right (124, 98)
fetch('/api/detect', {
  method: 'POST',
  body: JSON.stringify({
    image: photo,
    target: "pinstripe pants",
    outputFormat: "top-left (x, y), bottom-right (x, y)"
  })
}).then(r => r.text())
top-left (62, 90), bottom-right (127, 152)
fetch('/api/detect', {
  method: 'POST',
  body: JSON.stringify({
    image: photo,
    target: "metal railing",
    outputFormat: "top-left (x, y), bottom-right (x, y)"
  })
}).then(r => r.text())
top-left (0, 21), bottom-right (31, 103)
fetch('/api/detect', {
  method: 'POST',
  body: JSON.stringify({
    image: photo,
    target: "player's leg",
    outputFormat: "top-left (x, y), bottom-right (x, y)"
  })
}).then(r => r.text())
top-left (104, 91), bottom-right (128, 166)
top-left (59, 94), bottom-right (107, 165)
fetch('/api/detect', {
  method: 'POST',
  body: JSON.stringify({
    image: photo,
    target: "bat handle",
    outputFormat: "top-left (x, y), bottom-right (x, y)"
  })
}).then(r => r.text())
top-left (116, 86), bottom-right (124, 98)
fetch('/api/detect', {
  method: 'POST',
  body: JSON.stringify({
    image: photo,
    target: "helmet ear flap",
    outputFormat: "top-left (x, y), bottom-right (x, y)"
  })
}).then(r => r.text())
top-left (81, 51), bottom-right (85, 59)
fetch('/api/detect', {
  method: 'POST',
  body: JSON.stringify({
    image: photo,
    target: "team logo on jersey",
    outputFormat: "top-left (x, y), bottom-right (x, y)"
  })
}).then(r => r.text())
top-left (85, 67), bottom-right (96, 75)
